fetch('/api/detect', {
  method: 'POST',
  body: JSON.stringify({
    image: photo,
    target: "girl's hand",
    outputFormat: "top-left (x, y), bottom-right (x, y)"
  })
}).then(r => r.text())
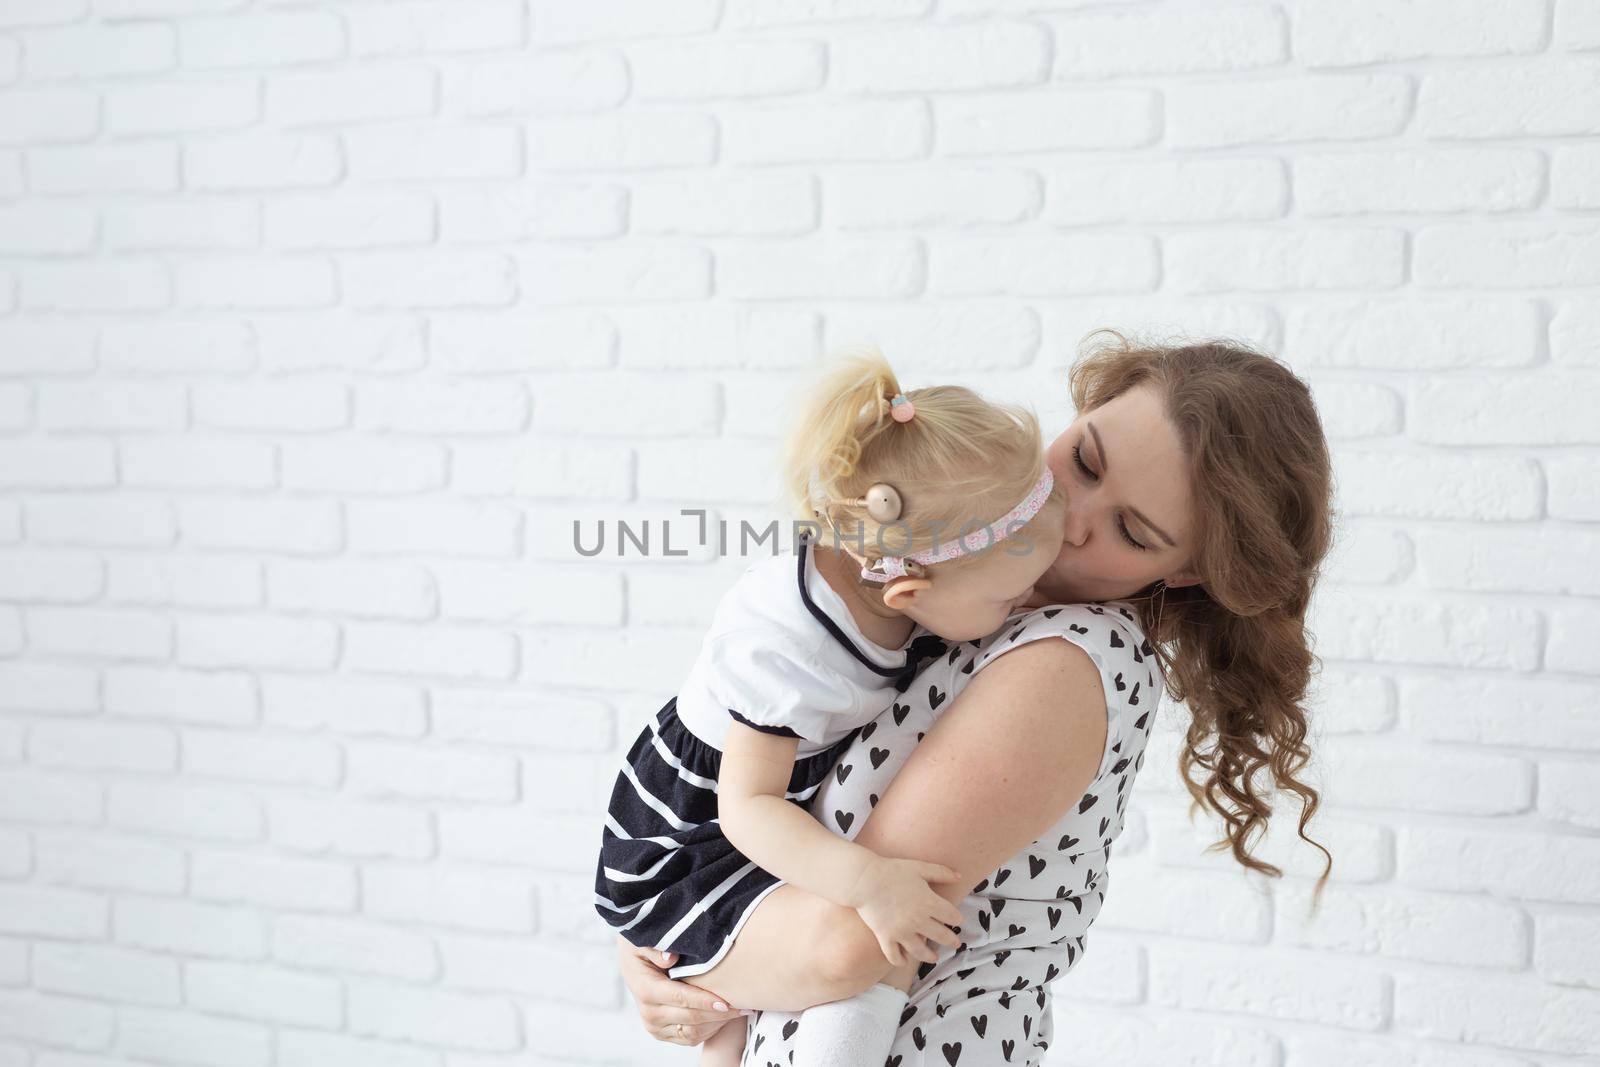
top-left (616, 937), bottom-right (745, 1046)
top-left (848, 857), bottom-right (966, 966)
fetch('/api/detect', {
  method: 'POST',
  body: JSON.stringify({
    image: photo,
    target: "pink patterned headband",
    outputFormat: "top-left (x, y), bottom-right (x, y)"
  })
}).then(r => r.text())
top-left (860, 466), bottom-right (1055, 584)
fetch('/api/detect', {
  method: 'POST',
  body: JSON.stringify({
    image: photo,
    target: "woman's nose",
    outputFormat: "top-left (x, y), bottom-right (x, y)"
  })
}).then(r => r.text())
top-left (1061, 506), bottom-right (1090, 548)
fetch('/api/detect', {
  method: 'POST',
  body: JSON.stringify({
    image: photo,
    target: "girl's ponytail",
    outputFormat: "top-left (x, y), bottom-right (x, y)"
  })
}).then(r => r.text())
top-left (781, 344), bottom-right (904, 524)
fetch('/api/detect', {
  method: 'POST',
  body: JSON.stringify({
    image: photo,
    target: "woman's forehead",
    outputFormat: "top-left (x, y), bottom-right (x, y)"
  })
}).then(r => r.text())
top-left (1071, 388), bottom-right (1193, 535)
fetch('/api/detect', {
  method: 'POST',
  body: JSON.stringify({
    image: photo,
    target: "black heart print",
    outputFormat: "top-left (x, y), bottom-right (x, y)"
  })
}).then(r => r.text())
top-left (928, 685), bottom-right (946, 710)
top-left (1002, 1038), bottom-right (1015, 1061)
top-left (870, 746), bottom-right (890, 769)
top-left (834, 810), bottom-right (853, 833)
top-left (1042, 608), bottom-right (1060, 618)
top-left (942, 1042), bottom-right (962, 1065)
top-left (1007, 627), bottom-right (1024, 643)
top-left (1108, 629), bottom-right (1124, 648)
top-left (1113, 672), bottom-right (1126, 692)
top-left (994, 949), bottom-right (1010, 967)
top-left (900, 1004), bottom-right (917, 1027)
top-left (913, 1026), bottom-right (926, 1050)
top-left (1135, 710), bottom-right (1149, 731)
top-left (1058, 833), bottom-right (1077, 851)
top-left (1078, 793), bottom-right (1098, 814)
top-left (991, 898), bottom-right (1005, 916)
top-left (836, 763), bottom-right (852, 784)
top-left (960, 658), bottom-right (975, 675)
top-left (893, 702), bottom-right (910, 725)
top-left (1069, 623), bottom-right (1087, 634)
top-left (993, 868), bottom-right (1010, 886)
top-left (1048, 906), bottom-right (1061, 929)
top-left (782, 1019), bottom-right (798, 1040)
top-left (869, 792), bottom-right (879, 808)
top-left (1028, 854), bottom-right (1045, 879)
top-left (860, 720), bottom-right (878, 741)
top-left (1129, 682), bottom-right (1140, 706)
top-left (970, 1015), bottom-right (987, 1038)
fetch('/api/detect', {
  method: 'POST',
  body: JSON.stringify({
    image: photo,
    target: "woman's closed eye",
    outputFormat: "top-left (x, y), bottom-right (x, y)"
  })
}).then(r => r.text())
top-left (1072, 443), bottom-right (1150, 552)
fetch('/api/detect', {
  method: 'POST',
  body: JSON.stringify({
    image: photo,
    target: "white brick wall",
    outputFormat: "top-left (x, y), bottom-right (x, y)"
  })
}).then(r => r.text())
top-left (0, 0), bottom-right (1596, 1064)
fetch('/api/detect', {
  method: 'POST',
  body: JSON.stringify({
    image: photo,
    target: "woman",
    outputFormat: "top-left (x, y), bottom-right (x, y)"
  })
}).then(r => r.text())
top-left (618, 334), bottom-right (1337, 1064)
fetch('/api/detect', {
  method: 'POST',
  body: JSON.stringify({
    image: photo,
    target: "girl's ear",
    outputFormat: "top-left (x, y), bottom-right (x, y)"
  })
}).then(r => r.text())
top-left (882, 577), bottom-right (932, 611)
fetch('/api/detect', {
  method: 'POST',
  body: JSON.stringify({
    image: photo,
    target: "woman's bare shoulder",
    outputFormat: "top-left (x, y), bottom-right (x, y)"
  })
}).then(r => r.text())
top-left (964, 632), bottom-right (1109, 771)
top-left (849, 634), bottom-right (1109, 876)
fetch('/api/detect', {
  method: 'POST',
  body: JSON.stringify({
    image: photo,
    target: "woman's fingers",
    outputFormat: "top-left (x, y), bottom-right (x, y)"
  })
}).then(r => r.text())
top-left (657, 1016), bottom-right (734, 1046)
top-left (617, 938), bottom-right (744, 1045)
top-left (920, 862), bottom-right (963, 884)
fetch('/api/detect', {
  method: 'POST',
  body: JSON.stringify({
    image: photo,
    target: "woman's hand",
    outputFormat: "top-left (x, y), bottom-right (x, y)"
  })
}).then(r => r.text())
top-left (617, 937), bottom-right (745, 1046)
top-left (847, 856), bottom-right (966, 966)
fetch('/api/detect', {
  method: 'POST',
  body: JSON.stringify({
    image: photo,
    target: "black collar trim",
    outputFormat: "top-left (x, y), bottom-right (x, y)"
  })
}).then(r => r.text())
top-left (796, 535), bottom-right (906, 678)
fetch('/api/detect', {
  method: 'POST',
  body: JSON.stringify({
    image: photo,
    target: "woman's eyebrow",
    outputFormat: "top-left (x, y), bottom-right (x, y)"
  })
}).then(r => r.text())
top-left (1086, 421), bottom-right (1179, 548)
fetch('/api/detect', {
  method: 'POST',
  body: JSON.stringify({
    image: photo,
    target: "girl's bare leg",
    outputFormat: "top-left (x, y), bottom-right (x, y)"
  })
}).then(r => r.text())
top-left (698, 1016), bottom-right (746, 1066)
top-left (683, 878), bottom-right (968, 1012)
top-left (681, 885), bottom-right (869, 1011)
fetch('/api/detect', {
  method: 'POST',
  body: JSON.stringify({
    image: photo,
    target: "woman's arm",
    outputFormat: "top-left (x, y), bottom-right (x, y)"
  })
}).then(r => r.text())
top-left (671, 635), bottom-right (1110, 1010)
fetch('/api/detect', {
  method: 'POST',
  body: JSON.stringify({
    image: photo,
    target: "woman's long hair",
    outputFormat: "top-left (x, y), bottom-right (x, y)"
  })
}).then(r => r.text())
top-left (1071, 331), bottom-right (1338, 913)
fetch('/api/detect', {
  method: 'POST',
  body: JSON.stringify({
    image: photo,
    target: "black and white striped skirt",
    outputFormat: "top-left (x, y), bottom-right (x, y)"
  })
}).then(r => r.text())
top-left (593, 695), bottom-right (859, 980)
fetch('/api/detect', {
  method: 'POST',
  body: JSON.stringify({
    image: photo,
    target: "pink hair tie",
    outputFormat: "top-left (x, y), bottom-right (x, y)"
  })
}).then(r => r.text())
top-left (889, 393), bottom-right (915, 422)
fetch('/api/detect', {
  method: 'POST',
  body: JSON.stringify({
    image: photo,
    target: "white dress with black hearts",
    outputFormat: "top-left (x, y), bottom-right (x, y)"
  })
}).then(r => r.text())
top-left (739, 601), bottom-right (1161, 1067)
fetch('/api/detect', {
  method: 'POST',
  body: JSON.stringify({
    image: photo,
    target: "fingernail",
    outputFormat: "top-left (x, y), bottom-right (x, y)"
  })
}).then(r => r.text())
top-left (713, 1001), bottom-right (729, 1012)
top-left (739, 1009), bottom-right (756, 1016)
top-left (660, 950), bottom-right (671, 963)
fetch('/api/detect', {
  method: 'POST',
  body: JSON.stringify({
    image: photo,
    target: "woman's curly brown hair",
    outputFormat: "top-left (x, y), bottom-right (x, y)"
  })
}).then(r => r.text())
top-left (1071, 330), bottom-right (1338, 914)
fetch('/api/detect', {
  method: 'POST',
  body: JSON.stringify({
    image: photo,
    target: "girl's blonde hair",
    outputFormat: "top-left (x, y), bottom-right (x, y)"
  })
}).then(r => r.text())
top-left (781, 344), bottom-right (1064, 576)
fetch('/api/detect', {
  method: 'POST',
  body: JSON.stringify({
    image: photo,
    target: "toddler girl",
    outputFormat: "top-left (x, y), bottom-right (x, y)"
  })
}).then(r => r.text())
top-left (594, 346), bottom-right (1068, 1066)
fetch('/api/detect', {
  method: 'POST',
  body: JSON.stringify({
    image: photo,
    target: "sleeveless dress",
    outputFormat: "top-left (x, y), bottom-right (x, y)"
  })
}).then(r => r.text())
top-left (739, 600), bottom-right (1161, 1067)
